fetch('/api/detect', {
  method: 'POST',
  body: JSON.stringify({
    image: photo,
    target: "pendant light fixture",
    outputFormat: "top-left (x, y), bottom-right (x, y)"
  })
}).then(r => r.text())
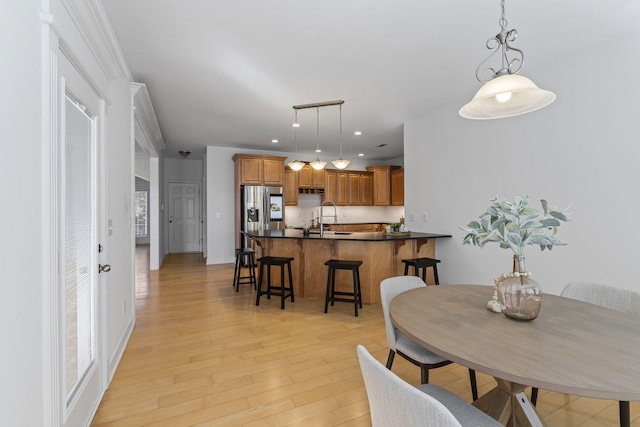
top-left (309, 106), bottom-right (327, 170)
top-left (331, 103), bottom-right (350, 169)
top-left (287, 109), bottom-right (305, 171)
top-left (459, 0), bottom-right (556, 120)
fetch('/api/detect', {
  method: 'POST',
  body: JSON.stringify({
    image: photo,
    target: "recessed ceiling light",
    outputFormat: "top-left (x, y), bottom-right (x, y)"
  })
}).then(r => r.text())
top-left (292, 123), bottom-right (301, 128)
top-left (354, 131), bottom-right (362, 136)
top-left (272, 139), bottom-right (278, 143)
top-left (358, 153), bottom-right (364, 157)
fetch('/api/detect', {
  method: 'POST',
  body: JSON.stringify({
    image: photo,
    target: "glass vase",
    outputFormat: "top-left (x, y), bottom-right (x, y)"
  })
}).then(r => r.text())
top-left (496, 255), bottom-right (542, 320)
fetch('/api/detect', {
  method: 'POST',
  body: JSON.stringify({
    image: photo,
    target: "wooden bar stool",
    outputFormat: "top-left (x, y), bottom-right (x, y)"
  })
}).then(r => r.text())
top-left (233, 248), bottom-right (256, 292)
top-left (255, 256), bottom-right (295, 309)
top-left (402, 257), bottom-right (440, 284)
top-left (324, 259), bottom-right (363, 317)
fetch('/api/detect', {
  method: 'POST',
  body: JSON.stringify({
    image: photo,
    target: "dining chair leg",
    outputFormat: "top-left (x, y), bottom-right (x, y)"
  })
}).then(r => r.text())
top-left (385, 350), bottom-right (395, 369)
top-left (531, 387), bottom-right (538, 406)
top-left (469, 369), bottom-right (478, 401)
top-left (620, 400), bottom-right (630, 427)
top-left (420, 366), bottom-right (429, 385)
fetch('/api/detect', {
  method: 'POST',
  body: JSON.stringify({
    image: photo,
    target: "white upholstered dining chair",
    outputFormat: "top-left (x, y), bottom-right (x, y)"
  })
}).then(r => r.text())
top-left (357, 345), bottom-right (501, 427)
top-left (531, 282), bottom-right (640, 427)
top-left (380, 276), bottom-right (478, 400)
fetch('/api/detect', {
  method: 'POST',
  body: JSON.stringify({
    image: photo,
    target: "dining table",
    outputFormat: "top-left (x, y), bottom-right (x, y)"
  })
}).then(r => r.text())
top-left (389, 284), bottom-right (640, 427)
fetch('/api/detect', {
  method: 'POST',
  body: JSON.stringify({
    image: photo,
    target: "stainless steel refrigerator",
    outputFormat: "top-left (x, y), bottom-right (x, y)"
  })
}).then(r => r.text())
top-left (240, 185), bottom-right (284, 248)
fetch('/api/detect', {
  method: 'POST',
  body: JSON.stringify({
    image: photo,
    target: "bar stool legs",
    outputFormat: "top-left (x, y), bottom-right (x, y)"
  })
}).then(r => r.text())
top-left (233, 248), bottom-right (256, 292)
top-left (255, 256), bottom-right (295, 309)
top-left (324, 260), bottom-right (363, 316)
top-left (402, 258), bottom-right (441, 285)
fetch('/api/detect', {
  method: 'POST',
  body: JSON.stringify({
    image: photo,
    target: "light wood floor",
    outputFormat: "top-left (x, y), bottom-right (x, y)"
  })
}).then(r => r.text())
top-left (92, 246), bottom-right (640, 426)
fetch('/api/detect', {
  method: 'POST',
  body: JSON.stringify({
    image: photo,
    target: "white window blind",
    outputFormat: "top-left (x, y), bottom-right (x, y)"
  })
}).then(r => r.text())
top-left (64, 94), bottom-right (95, 401)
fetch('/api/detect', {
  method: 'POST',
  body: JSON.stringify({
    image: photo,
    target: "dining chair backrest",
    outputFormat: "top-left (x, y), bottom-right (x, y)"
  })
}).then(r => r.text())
top-left (357, 344), bottom-right (463, 427)
top-left (561, 282), bottom-right (640, 318)
top-left (380, 276), bottom-right (426, 352)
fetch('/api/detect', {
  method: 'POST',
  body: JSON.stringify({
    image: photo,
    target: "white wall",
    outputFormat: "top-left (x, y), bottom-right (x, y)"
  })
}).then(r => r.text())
top-left (404, 31), bottom-right (640, 296)
top-left (105, 76), bottom-right (136, 377)
top-left (1, 1), bottom-right (44, 425)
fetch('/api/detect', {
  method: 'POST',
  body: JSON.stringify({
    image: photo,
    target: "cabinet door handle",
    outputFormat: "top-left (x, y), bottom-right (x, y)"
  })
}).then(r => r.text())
top-left (99, 264), bottom-right (111, 273)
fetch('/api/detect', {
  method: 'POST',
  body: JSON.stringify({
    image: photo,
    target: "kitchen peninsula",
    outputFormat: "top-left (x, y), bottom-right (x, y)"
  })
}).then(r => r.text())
top-left (244, 229), bottom-right (451, 303)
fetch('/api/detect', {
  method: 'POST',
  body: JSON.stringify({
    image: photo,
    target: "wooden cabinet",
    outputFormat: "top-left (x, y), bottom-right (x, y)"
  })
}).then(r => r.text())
top-left (263, 158), bottom-right (285, 185)
top-left (284, 169), bottom-right (298, 206)
top-left (345, 172), bottom-right (373, 206)
top-left (298, 165), bottom-right (325, 189)
top-left (391, 169), bottom-right (404, 206)
top-left (367, 165), bottom-right (402, 206)
top-left (347, 173), bottom-right (361, 206)
top-left (324, 170), bottom-right (337, 202)
top-left (360, 172), bottom-right (373, 206)
top-left (232, 153), bottom-right (286, 186)
top-left (336, 172), bottom-right (348, 206)
top-left (324, 169), bottom-right (373, 206)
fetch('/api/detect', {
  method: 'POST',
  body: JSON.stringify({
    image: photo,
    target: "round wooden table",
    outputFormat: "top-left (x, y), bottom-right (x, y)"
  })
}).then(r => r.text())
top-left (390, 284), bottom-right (640, 426)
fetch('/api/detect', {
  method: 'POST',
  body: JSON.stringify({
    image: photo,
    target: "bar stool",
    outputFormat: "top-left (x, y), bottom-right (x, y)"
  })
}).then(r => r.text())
top-left (402, 257), bottom-right (440, 285)
top-left (233, 248), bottom-right (257, 292)
top-left (255, 256), bottom-right (295, 309)
top-left (324, 259), bottom-right (363, 317)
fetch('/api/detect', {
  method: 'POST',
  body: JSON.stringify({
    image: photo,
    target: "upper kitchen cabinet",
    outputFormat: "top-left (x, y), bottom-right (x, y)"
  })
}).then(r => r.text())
top-left (391, 168), bottom-right (404, 206)
top-left (366, 165), bottom-right (402, 206)
top-left (232, 153), bottom-right (287, 186)
top-left (348, 172), bottom-right (373, 206)
top-left (284, 168), bottom-right (298, 206)
top-left (298, 164), bottom-right (325, 189)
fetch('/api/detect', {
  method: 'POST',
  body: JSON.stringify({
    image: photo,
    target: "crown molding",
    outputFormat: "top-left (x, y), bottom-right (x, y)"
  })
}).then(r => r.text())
top-left (131, 83), bottom-right (165, 157)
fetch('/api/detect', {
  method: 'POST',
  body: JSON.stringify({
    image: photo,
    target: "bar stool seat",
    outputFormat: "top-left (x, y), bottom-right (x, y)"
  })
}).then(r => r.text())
top-left (324, 259), bottom-right (363, 317)
top-left (402, 257), bottom-right (441, 285)
top-left (233, 248), bottom-right (256, 292)
top-left (255, 256), bottom-right (295, 309)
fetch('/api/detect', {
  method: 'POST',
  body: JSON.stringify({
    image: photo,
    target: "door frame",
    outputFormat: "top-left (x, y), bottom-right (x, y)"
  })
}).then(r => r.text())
top-left (43, 41), bottom-right (108, 427)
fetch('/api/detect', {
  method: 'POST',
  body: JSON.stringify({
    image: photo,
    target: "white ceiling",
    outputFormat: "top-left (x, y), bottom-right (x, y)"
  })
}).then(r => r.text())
top-left (102, 0), bottom-right (640, 160)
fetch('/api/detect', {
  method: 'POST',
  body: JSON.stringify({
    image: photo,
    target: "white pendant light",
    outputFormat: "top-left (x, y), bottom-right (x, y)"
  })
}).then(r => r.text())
top-left (332, 103), bottom-right (350, 169)
top-left (310, 106), bottom-right (327, 170)
top-left (287, 109), bottom-right (304, 171)
top-left (459, 0), bottom-right (555, 120)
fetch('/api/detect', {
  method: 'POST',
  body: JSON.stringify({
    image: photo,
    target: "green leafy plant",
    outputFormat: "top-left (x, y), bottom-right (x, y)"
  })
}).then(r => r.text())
top-left (460, 194), bottom-right (571, 258)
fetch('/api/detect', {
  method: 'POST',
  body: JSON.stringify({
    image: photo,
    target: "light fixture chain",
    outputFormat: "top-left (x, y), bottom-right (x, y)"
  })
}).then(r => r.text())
top-left (499, 0), bottom-right (507, 31)
top-left (475, 0), bottom-right (523, 82)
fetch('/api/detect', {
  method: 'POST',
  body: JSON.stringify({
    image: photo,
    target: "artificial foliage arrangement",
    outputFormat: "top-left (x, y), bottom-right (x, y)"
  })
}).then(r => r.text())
top-left (460, 194), bottom-right (571, 258)
top-left (460, 194), bottom-right (572, 319)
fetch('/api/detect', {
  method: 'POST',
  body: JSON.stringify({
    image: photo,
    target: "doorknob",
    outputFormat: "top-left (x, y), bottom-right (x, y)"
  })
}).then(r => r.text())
top-left (99, 264), bottom-right (111, 273)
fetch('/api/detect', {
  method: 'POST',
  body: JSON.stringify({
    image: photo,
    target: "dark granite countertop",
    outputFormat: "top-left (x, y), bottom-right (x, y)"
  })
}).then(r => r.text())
top-left (244, 229), bottom-right (452, 241)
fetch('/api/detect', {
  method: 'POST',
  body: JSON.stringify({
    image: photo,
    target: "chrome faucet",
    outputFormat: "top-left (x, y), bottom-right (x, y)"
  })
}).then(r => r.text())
top-left (319, 200), bottom-right (338, 236)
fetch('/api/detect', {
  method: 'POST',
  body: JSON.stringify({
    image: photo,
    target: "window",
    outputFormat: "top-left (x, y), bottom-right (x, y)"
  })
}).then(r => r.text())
top-left (135, 191), bottom-right (148, 236)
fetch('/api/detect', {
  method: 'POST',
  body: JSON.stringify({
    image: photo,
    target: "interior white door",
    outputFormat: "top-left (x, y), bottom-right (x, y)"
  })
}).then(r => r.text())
top-left (58, 53), bottom-right (105, 427)
top-left (168, 182), bottom-right (202, 253)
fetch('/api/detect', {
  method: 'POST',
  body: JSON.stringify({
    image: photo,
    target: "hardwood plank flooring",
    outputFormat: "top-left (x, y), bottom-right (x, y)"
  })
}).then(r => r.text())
top-left (92, 246), bottom-right (640, 426)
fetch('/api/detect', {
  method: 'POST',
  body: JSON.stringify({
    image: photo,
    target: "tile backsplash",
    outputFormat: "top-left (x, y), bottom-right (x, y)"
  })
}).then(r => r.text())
top-left (285, 194), bottom-right (404, 227)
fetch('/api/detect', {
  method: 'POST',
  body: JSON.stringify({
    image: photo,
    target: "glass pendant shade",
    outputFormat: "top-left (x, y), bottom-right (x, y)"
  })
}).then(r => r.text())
top-left (331, 157), bottom-right (350, 169)
top-left (459, 73), bottom-right (556, 120)
top-left (310, 158), bottom-right (327, 170)
top-left (288, 159), bottom-right (304, 171)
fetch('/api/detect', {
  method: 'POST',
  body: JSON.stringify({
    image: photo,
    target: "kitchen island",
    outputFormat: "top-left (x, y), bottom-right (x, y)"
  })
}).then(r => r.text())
top-left (244, 229), bottom-right (451, 304)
